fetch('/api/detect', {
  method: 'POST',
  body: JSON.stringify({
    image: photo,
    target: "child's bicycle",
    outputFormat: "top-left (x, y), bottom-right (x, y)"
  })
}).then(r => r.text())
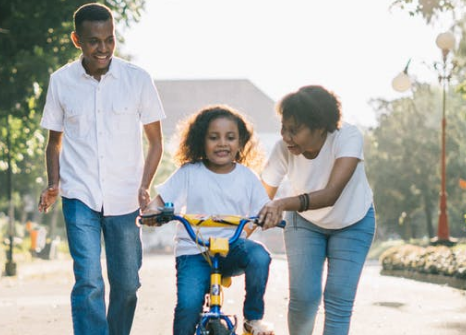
top-left (139, 203), bottom-right (285, 335)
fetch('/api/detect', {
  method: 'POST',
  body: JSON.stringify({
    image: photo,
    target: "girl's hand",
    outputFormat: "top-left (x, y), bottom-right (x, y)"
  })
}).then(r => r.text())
top-left (138, 195), bottom-right (165, 227)
top-left (259, 200), bottom-right (285, 230)
top-left (138, 209), bottom-right (162, 227)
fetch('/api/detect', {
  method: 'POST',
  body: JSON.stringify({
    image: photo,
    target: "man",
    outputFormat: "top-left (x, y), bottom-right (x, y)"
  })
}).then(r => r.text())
top-left (38, 3), bottom-right (165, 334)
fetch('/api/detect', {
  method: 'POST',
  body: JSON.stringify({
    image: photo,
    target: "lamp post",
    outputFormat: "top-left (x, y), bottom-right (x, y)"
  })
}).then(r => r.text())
top-left (392, 31), bottom-right (456, 246)
top-left (5, 114), bottom-right (17, 275)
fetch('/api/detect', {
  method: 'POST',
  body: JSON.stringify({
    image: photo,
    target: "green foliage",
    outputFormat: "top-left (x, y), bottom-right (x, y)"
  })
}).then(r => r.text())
top-left (390, 0), bottom-right (457, 23)
top-left (0, 0), bottom-right (145, 230)
top-left (366, 82), bottom-right (466, 240)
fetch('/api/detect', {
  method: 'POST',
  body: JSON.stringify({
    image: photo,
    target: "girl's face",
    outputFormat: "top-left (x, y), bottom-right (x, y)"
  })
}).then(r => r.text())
top-left (281, 116), bottom-right (326, 158)
top-left (204, 117), bottom-right (240, 173)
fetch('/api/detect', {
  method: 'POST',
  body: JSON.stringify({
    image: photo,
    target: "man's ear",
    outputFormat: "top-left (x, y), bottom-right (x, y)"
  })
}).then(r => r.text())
top-left (71, 31), bottom-right (81, 49)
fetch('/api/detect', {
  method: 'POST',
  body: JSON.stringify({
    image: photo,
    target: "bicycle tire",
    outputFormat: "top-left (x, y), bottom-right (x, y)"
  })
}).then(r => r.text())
top-left (206, 319), bottom-right (232, 335)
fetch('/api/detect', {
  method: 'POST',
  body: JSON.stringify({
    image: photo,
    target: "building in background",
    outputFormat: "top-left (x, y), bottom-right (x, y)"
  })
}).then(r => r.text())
top-left (155, 78), bottom-right (281, 154)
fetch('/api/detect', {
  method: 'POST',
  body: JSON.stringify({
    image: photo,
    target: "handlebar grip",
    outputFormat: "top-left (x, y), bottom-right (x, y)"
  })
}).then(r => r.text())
top-left (277, 220), bottom-right (286, 229)
top-left (252, 218), bottom-right (286, 229)
top-left (138, 203), bottom-right (175, 226)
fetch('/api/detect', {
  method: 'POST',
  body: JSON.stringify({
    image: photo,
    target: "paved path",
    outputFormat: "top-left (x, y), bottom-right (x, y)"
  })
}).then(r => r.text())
top-left (0, 254), bottom-right (465, 335)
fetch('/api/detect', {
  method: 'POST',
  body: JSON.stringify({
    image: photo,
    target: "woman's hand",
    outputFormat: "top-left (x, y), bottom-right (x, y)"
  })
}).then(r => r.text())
top-left (259, 200), bottom-right (285, 230)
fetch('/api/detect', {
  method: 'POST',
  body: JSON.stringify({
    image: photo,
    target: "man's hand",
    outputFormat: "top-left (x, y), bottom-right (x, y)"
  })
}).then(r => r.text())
top-left (38, 185), bottom-right (59, 213)
top-left (138, 187), bottom-right (151, 212)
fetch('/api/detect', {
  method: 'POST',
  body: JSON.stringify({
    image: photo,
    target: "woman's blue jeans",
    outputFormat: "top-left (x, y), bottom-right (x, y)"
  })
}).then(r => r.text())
top-left (284, 206), bottom-right (375, 335)
top-left (173, 238), bottom-right (271, 335)
top-left (62, 197), bottom-right (142, 335)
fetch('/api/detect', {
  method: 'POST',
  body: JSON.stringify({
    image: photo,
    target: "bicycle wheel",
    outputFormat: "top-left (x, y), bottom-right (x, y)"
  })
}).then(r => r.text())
top-left (206, 318), bottom-right (232, 335)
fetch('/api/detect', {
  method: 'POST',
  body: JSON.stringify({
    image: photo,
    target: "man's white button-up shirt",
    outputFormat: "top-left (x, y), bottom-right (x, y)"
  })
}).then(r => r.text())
top-left (40, 56), bottom-right (166, 215)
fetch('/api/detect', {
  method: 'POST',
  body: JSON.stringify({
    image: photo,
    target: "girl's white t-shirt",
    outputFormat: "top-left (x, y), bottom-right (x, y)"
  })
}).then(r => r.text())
top-left (262, 122), bottom-right (373, 229)
top-left (156, 162), bottom-right (270, 256)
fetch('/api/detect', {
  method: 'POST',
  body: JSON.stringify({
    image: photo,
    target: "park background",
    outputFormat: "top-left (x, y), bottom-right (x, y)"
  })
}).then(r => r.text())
top-left (1, 0), bottom-right (466, 278)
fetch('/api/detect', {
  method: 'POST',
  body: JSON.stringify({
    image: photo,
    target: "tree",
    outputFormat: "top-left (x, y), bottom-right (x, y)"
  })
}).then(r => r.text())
top-left (0, 0), bottom-right (145, 230)
top-left (366, 82), bottom-right (466, 239)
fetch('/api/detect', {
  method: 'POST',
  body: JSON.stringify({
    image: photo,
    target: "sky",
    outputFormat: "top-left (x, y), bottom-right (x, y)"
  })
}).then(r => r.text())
top-left (120, 0), bottom-right (454, 127)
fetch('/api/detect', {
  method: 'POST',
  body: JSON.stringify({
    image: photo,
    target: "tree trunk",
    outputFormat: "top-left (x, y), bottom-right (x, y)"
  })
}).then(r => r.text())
top-left (423, 193), bottom-right (434, 238)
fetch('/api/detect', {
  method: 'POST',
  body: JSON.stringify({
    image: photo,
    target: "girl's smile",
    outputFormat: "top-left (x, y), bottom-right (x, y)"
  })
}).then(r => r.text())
top-left (204, 117), bottom-right (240, 174)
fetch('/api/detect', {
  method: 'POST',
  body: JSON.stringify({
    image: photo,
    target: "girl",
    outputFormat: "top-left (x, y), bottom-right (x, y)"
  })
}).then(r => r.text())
top-left (142, 105), bottom-right (274, 335)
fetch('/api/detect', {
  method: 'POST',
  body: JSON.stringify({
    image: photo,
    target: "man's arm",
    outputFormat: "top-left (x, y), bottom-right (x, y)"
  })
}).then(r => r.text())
top-left (38, 130), bottom-right (62, 213)
top-left (139, 121), bottom-right (163, 211)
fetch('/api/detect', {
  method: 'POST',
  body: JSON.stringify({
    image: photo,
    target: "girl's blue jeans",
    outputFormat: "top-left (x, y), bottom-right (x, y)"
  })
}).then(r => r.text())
top-left (173, 238), bottom-right (271, 335)
top-left (62, 197), bottom-right (142, 335)
top-left (285, 206), bottom-right (375, 335)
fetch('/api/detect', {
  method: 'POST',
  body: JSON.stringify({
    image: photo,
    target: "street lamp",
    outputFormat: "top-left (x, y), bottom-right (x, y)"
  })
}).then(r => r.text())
top-left (392, 31), bottom-right (457, 246)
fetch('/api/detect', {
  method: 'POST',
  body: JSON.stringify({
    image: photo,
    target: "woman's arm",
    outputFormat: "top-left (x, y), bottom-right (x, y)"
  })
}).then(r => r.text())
top-left (262, 181), bottom-right (278, 200)
top-left (260, 156), bottom-right (359, 228)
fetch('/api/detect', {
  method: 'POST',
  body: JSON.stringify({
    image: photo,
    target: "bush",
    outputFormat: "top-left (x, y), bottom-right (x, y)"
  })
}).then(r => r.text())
top-left (380, 243), bottom-right (466, 279)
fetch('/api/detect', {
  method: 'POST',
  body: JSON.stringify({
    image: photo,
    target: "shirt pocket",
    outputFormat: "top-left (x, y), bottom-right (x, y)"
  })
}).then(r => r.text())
top-left (112, 98), bottom-right (139, 135)
top-left (63, 105), bottom-right (90, 139)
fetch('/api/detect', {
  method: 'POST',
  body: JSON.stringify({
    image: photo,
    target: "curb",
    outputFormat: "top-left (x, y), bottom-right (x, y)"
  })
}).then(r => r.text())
top-left (381, 269), bottom-right (466, 290)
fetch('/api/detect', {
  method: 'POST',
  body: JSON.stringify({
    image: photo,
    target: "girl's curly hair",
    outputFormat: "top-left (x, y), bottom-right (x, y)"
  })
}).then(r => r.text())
top-left (173, 105), bottom-right (264, 171)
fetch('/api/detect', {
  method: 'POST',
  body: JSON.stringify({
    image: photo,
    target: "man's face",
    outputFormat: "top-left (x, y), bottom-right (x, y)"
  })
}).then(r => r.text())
top-left (72, 19), bottom-right (115, 78)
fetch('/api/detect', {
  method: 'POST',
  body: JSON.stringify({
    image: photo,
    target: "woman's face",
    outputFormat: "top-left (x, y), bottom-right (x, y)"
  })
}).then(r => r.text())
top-left (280, 116), bottom-right (326, 157)
top-left (204, 117), bottom-right (240, 173)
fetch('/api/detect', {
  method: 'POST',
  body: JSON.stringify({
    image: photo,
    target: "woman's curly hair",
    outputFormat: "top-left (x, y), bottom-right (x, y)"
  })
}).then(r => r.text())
top-left (277, 85), bottom-right (342, 133)
top-left (173, 105), bottom-right (264, 171)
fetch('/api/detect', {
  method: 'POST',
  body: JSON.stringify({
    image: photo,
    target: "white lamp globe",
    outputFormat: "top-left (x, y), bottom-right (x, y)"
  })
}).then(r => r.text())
top-left (392, 72), bottom-right (412, 92)
top-left (436, 31), bottom-right (455, 51)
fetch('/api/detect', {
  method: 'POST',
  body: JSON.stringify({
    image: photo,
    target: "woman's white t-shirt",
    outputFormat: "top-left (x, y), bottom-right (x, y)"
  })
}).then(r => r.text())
top-left (261, 122), bottom-right (373, 229)
top-left (156, 162), bottom-right (270, 256)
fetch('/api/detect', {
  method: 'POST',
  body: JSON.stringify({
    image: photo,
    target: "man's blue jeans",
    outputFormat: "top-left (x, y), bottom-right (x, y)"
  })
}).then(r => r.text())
top-left (284, 206), bottom-right (375, 335)
top-left (173, 238), bottom-right (271, 335)
top-left (62, 197), bottom-right (142, 335)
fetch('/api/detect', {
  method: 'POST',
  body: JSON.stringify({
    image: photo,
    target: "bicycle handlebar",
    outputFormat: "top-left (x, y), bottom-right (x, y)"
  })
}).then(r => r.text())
top-left (138, 203), bottom-right (285, 248)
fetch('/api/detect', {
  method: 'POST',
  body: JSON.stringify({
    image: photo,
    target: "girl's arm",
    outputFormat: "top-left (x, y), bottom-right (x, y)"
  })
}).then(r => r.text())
top-left (259, 156), bottom-right (359, 228)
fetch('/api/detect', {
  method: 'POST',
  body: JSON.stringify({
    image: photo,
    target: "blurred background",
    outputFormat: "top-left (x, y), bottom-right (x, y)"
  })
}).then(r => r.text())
top-left (1, 0), bottom-right (466, 272)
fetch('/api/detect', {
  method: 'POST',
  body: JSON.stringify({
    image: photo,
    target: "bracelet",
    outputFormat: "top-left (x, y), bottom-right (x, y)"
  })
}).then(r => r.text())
top-left (298, 194), bottom-right (304, 212)
top-left (298, 193), bottom-right (310, 212)
top-left (304, 193), bottom-right (310, 211)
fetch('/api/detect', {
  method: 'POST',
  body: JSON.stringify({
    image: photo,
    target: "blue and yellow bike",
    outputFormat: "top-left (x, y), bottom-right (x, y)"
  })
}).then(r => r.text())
top-left (139, 203), bottom-right (284, 335)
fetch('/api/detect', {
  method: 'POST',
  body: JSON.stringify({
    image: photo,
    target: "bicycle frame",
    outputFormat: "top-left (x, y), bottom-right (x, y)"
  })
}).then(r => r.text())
top-left (140, 204), bottom-right (284, 335)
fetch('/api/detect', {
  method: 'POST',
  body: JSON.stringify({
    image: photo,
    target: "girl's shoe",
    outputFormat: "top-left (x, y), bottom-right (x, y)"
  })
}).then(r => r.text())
top-left (243, 319), bottom-right (274, 335)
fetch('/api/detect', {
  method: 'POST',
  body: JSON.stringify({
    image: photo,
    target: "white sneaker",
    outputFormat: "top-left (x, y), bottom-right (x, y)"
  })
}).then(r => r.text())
top-left (243, 319), bottom-right (275, 335)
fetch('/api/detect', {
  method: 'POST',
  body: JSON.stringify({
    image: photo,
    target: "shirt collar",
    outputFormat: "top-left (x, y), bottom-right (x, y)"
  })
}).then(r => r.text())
top-left (76, 55), bottom-right (120, 79)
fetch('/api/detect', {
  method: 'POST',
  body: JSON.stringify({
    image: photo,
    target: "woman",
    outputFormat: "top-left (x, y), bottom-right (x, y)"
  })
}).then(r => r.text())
top-left (259, 85), bottom-right (375, 335)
